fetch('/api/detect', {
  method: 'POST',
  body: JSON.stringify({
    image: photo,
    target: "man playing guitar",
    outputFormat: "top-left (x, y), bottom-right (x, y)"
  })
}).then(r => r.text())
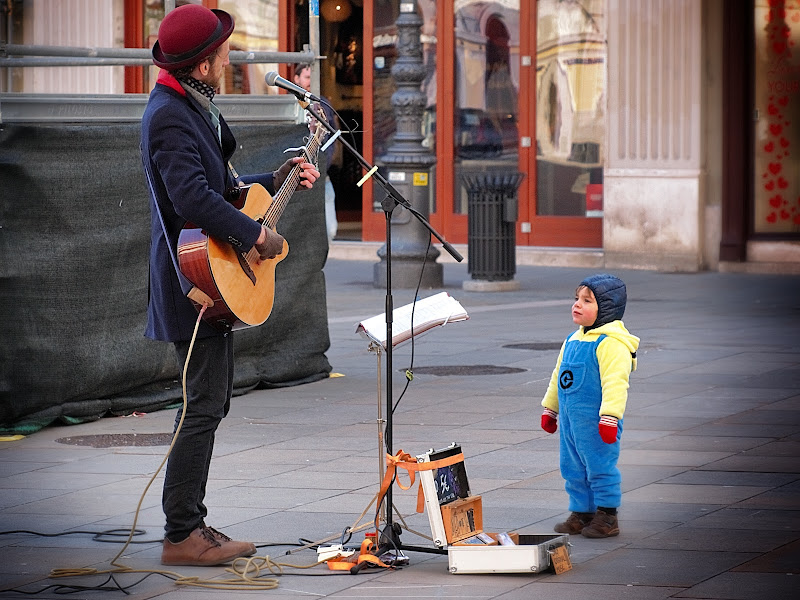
top-left (140, 4), bottom-right (319, 567)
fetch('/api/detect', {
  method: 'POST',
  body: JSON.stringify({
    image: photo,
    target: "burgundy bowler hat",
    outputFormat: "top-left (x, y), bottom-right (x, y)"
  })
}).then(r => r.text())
top-left (152, 4), bottom-right (234, 70)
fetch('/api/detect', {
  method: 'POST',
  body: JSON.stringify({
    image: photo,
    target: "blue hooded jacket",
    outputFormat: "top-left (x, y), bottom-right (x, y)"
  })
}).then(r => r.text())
top-left (579, 274), bottom-right (626, 331)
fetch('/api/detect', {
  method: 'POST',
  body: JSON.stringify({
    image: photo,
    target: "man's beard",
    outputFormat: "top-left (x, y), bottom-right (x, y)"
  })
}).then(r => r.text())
top-left (200, 72), bottom-right (221, 91)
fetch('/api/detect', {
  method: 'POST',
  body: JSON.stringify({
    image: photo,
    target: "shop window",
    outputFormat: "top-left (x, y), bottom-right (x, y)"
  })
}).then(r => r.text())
top-left (753, 0), bottom-right (800, 233)
top-left (535, 0), bottom-right (605, 217)
top-left (453, 1), bottom-right (520, 214)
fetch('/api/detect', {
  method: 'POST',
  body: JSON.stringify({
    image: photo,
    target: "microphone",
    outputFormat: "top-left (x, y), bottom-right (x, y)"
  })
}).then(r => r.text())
top-left (265, 71), bottom-right (321, 102)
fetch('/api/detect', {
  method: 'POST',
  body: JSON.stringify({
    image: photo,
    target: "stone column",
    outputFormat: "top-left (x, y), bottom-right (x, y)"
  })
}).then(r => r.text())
top-left (373, 0), bottom-right (442, 289)
top-left (604, 0), bottom-right (705, 271)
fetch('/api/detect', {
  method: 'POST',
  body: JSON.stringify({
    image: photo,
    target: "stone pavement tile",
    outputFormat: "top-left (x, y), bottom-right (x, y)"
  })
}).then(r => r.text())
top-left (620, 465), bottom-right (690, 492)
top-left (630, 435), bottom-right (772, 453)
top-left (480, 487), bottom-right (567, 510)
top-left (763, 395), bottom-right (800, 411)
top-left (465, 448), bottom-right (560, 471)
top-left (392, 408), bottom-right (495, 428)
top-left (440, 427), bottom-right (539, 446)
top-left (256, 404), bottom-right (402, 427)
top-left (466, 462), bottom-right (553, 481)
top-left (0, 514), bottom-right (102, 538)
top-left (620, 503), bottom-right (724, 524)
top-left (35, 452), bottom-right (165, 476)
top-left (632, 397), bottom-right (768, 420)
top-left (0, 470), bottom-right (134, 492)
top-left (2, 489), bottom-right (160, 517)
top-left (740, 440), bottom-right (800, 456)
top-left (732, 488), bottom-right (800, 510)
top-left (731, 538), bottom-right (800, 573)
top-left (290, 490), bottom-right (416, 517)
top-left (679, 354), bottom-right (796, 376)
top-left (480, 506), bottom-right (563, 535)
top-left (628, 524), bottom-right (798, 552)
top-left (458, 411), bottom-right (536, 432)
top-left (673, 572), bottom-right (796, 599)
top-left (516, 582), bottom-right (686, 600)
top-left (622, 416), bottom-right (716, 432)
top-left (543, 548), bottom-right (758, 587)
top-left (738, 366), bottom-right (800, 390)
top-left (0, 545), bottom-right (114, 589)
top-left (0, 488), bottom-right (75, 510)
top-left (260, 434), bottom-right (383, 452)
top-left (435, 395), bottom-right (530, 415)
top-left (662, 470), bottom-right (798, 487)
top-left (245, 469), bottom-right (380, 492)
top-left (695, 455), bottom-right (800, 473)
top-left (681, 421), bottom-right (800, 438)
top-left (205, 484), bottom-right (341, 511)
top-left (467, 478), bottom-right (521, 495)
top-left (623, 483), bottom-right (769, 505)
top-left (619, 449), bottom-right (731, 467)
top-left (637, 372), bottom-right (755, 388)
top-left (359, 553), bottom-right (538, 596)
top-left (689, 507), bottom-right (800, 531)
top-left (681, 385), bottom-right (799, 401)
top-left (781, 479), bottom-right (800, 492)
top-left (0, 461), bottom-right (59, 478)
top-left (508, 470), bottom-right (565, 491)
top-left (722, 409), bottom-right (800, 425)
top-left (207, 461), bottom-right (304, 481)
top-left (233, 509), bottom-right (372, 548)
top-left (620, 430), bottom-right (672, 444)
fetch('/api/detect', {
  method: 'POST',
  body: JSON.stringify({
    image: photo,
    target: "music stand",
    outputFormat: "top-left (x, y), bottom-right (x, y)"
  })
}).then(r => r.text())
top-left (303, 101), bottom-right (463, 559)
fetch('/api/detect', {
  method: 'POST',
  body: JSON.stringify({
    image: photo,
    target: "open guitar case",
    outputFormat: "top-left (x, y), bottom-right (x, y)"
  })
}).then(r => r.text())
top-left (0, 116), bottom-right (332, 434)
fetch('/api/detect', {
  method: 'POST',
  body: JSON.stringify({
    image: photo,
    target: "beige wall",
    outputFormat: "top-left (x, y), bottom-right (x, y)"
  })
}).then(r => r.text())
top-left (604, 0), bottom-right (705, 271)
top-left (22, 0), bottom-right (125, 94)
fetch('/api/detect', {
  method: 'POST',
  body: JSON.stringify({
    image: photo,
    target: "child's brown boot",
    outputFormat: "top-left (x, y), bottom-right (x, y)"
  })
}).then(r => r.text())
top-left (553, 512), bottom-right (595, 534)
top-left (581, 509), bottom-right (619, 538)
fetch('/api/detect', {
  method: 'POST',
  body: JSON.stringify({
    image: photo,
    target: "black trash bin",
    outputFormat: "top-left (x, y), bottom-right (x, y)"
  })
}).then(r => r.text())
top-left (462, 172), bottom-right (525, 281)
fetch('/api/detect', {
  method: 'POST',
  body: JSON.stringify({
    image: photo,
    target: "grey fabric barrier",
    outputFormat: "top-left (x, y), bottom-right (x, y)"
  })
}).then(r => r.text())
top-left (0, 120), bottom-right (331, 434)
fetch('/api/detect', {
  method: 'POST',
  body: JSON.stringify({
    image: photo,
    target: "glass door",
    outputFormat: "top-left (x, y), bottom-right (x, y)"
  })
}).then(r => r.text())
top-left (452, 0), bottom-right (521, 216)
top-left (526, 0), bottom-right (605, 247)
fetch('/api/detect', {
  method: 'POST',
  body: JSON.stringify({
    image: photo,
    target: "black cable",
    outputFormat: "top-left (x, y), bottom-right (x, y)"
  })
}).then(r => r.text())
top-left (4, 571), bottom-right (176, 596)
top-left (391, 236), bottom-right (430, 415)
top-left (0, 528), bottom-right (161, 544)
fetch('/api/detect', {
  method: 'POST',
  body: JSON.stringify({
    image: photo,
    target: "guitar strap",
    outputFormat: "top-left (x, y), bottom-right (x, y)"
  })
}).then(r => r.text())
top-left (141, 158), bottom-right (200, 299)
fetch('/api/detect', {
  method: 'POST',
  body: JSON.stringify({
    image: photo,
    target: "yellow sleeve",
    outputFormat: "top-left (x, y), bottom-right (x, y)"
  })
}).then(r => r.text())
top-left (541, 343), bottom-right (565, 413)
top-left (597, 337), bottom-right (633, 419)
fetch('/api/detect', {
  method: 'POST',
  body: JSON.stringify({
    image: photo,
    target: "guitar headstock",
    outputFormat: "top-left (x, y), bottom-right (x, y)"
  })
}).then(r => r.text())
top-left (305, 101), bottom-right (331, 138)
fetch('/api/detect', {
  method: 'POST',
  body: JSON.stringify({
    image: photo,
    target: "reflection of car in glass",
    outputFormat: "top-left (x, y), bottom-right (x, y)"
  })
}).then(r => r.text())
top-left (456, 109), bottom-right (517, 159)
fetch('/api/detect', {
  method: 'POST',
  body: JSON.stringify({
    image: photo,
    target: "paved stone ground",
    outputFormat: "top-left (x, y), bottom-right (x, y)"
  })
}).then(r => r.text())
top-left (1, 260), bottom-right (798, 599)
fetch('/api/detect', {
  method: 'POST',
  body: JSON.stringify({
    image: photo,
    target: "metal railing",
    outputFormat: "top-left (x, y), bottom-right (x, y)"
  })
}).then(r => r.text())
top-left (0, 43), bottom-right (316, 68)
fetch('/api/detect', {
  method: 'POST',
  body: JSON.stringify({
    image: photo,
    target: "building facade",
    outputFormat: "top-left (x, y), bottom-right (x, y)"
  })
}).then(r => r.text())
top-left (2, 0), bottom-right (798, 273)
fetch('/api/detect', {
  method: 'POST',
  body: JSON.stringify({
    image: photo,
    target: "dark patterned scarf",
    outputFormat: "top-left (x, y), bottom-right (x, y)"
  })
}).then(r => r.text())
top-left (180, 76), bottom-right (216, 102)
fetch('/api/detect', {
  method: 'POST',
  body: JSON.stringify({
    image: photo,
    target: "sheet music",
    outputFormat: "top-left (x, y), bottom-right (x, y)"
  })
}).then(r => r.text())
top-left (356, 292), bottom-right (469, 349)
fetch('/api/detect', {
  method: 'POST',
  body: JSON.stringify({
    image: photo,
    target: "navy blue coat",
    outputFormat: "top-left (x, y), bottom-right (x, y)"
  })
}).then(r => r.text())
top-left (140, 75), bottom-right (275, 342)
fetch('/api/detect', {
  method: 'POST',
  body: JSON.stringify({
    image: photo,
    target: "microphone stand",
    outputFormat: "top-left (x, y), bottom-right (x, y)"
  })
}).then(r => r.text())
top-left (302, 100), bottom-right (462, 558)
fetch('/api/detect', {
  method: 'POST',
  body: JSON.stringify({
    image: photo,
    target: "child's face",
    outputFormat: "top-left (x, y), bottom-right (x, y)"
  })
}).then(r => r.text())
top-left (572, 286), bottom-right (598, 328)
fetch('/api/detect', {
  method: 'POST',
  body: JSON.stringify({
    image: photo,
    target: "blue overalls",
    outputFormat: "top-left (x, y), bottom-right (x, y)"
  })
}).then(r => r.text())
top-left (557, 334), bottom-right (623, 512)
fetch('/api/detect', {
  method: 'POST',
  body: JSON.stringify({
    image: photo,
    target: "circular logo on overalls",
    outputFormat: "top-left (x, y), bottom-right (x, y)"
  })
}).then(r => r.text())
top-left (559, 369), bottom-right (574, 389)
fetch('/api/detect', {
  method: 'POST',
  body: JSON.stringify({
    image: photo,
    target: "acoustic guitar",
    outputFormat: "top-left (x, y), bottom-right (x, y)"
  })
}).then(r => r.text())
top-left (177, 113), bottom-right (328, 331)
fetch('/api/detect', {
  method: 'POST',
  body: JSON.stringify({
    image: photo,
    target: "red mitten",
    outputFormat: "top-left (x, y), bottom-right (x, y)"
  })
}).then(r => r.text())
top-left (598, 415), bottom-right (619, 444)
top-left (541, 408), bottom-right (558, 434)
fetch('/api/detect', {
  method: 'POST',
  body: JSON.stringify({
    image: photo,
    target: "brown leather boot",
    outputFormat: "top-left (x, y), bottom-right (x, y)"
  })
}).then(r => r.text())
top-left (581, 509), bottom-right (620, 538)
top-left (553, 512), bottom-right (595, 535)
top-left (161, 525), bottom-right (257, 566)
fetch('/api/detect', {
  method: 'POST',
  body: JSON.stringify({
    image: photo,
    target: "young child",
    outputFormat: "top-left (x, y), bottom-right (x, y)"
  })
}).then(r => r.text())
top-left (540, 274), bottom-right (639, 538)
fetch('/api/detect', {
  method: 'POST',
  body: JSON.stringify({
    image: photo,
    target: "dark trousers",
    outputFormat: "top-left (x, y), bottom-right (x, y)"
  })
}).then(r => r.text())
top-left (163, 333), bottom-right (234, 543)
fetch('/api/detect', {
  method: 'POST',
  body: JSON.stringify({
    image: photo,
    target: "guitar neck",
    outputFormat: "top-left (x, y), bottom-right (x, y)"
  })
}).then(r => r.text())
top-left (264, 132), bottom-right (323, 229)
